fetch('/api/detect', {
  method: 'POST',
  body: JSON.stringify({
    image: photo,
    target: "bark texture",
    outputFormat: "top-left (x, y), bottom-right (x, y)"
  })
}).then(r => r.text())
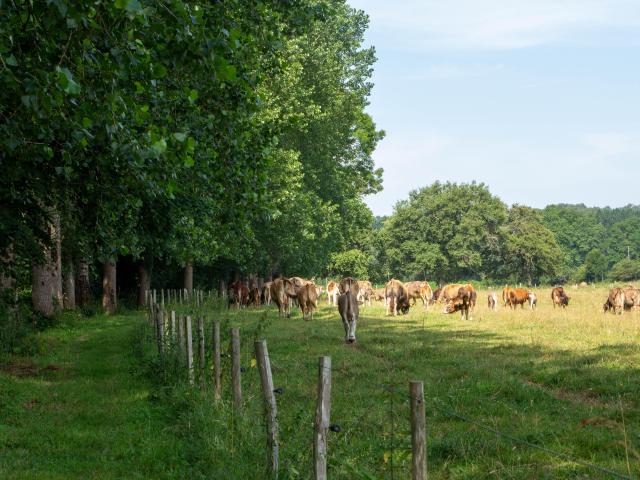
top-left (76, 259), bottom-right (91, 307)
top-left (102, 261), bottom-right (117, 314)
top-left (184, 262), bottom-right (193, 295)
top-left (138, 260), bottom-right (151, 307)
top-left (63, 256), bottom-right (76, 309)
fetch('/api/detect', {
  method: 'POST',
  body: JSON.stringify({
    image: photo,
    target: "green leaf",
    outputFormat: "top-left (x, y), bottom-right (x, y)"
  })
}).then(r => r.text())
top-left (115, 0), bottom-right (143, 14)
top-left (5, 55), bottom-right (17, 67)
top-left (173, 132), bottom-right (187, 142)
top-left (188, 89), bottom-right (198, 103)
top-left (56, 67), bottom-right (81, 95)
top-left (184, 156), bottom-right (194, 167)
top-left (151, 139), bottom-right (167, 156)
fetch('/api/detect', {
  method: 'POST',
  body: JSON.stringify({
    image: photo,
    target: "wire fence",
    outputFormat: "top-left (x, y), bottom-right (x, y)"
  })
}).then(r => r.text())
top-left (144, 290), bottom-right (636, 480)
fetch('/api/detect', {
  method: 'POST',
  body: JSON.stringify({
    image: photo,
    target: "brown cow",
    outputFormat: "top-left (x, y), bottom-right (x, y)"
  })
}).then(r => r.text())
top-left (551, 287), bottom-right (570, 308)
top-left (385, 279), bottom-right (410, 316)
top-left (502, 286), bottom-right (514, 307)
top-left (270, 277), bottom-right (297, 317)
top-left (339, 277), bottom-right (360, 296)
top-left (338, 285), bottom-right (359, 343)
top-left (623, 285), bottom-right (640, 310)
top-left (405, 281), bottom-right (433, 310)
top-left (373, 288), bottom-right (385, 302)
top-left (604, 288), bottom-right (625, 314)
top-left (444, 284), bottom-right (476, 320)
top-left (356, 280), bottom-right (374, 306)
top-left (297, 283), bottom-right (318, 320)
top-left (248, 286), bottom-right (261, 307)
top-left (507, 288), bottom-right (532, 309)
top-left (439, 284), bottom-right (477, 312)
top-left (229, 280), bottom-right (249, 308)
top-left (326, 280), bottom-right (339, 305)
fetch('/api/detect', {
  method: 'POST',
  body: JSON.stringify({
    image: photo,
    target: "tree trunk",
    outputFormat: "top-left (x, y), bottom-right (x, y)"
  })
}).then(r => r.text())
top-left (32, 212), bottom-right (62, 316)
top-left (184, 262), bottom-right (193, 295)
top-left (76, 259), bottom-right (91, 307)
top-left (102, 261), bottom-right (117, 314)
top-left (63, 256), bottom-right (76, 309)
top-left (138, 259), bottom-right (151, 307)
top-left (218, 278), bottom-right (226, 298)
top-left (51, 212), bottom-right (63, 308)
top-left (0, 244), bottom-right (15, 290)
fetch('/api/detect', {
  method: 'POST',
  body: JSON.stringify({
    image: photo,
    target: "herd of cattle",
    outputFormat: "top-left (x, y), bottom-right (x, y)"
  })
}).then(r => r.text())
top-left (227, 278), bottom-right (638, 343)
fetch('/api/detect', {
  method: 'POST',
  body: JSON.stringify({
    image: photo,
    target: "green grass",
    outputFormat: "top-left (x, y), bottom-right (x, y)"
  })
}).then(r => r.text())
top-left (2, 287), bottom-right (640, 479)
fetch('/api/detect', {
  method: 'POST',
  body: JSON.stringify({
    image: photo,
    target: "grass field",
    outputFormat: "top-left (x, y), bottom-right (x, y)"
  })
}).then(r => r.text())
top-left (1, 286), bottom-right (639, 479)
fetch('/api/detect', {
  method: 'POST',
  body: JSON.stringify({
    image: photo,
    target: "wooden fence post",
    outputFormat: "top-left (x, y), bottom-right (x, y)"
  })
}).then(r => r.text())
top-left (179, 288), bottom-right (183, 304)
top-left (213, 321), bottom-right (221, 400)
top-left (410, 381), bottom-right (426, 480)
top-left (314, 356), bottom-right (331, 480)
top-left (186, 316), bottom-right (194, 385)
top-left (161, 288), bottom-right (165, 308)
top-left (255, 340), bottom-right (279, 478)
top-left (155, 309), bottom-right (164, 356)
top-left (170, 311), bottom-right (176, 343)
top-left (198, 316), bottom-right (206, 389)
top-left (231, 327), bottom-right (242, 410)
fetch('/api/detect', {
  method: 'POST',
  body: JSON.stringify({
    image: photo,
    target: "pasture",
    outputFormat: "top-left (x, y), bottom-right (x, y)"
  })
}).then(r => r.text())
top-left (186, 285), bottom-right (640, 478)
top-left (2, 286), bottom-right (639, 479)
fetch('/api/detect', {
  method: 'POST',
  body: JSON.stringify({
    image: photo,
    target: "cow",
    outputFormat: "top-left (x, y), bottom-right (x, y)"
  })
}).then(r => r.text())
top-left (262, 281), bottom-right (272, 306)
top-left (248, 286), bottom-right (261, 307)
top-left (551, 287), bottom-right (570, 308)
top-left (623, 285), bottom-right (640, 310)
top-left (528, 292), bottom-right (537, 309)
top-left (385, 279), bottom-right (410, 316)
top-left (356, 280), bottom-right (374, 306)
top-left (338, 277), bottom-right (360, 296)
top-left (270, 277), bottom-right (297, 317)
top-left (431, 287), bottom-right (442, 305)
top-left (229, 280), bottom-right (249, 308)
top-left (297, 283), bottom-right (318, 320)
top-left (373, 288), bottom-right (386, 302)
top-left (507, 288), bottom-right (532, 309)
top-left (488, 291), bottom-right (498, 311)
top-left (444, 284), bottom-right (476, 320)
top-left (338, 283), bottom-right (359, 344)
top-left (405, 281), bottom-right (433, 310)
top-left (315, 285), bottom-right (325, 298)
top-left (438, 284), bottom-right (477, 313)
top-left (502, 286), bottom-right (514, 307)
top-left (604, 288), bottom-right (625, 314)
top-left (326, 280), bottom-right (339, 306)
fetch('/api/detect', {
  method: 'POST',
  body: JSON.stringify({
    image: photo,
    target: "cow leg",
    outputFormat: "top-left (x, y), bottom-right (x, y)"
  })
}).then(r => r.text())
top-left (340, 313), bottom-right (349, 342)
top-left (348, 316), bottom-right (357, 343)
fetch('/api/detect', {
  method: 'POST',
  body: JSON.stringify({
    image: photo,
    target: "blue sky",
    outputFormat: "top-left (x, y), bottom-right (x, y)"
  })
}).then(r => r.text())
top-left (348, 0), bottom-right (640, 216)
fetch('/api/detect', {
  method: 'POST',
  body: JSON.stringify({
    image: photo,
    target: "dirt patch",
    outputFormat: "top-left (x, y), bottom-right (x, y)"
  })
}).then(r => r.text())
top-left (0, 361), bottom-right (62, 378)
top-left (522, 379), bottom-right (622, 409)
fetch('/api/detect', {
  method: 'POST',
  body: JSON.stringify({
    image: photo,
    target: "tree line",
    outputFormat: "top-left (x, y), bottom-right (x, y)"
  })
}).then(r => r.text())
top-left (0, 1), bottom-right (382, 322)
top-left (348, 182), bottom-right (640, 286)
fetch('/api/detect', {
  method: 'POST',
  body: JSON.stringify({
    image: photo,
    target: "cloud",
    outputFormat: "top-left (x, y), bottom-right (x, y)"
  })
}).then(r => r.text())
top-left (350, 0), bottom-right (640, 50)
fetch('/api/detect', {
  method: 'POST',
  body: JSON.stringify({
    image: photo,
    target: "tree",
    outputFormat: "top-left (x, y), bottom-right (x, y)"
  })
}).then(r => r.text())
top-left (610, 258), bottom-right (640, 282)
top-left (328, 249), bottom-right (371, 279)
top-left (582, 249), bottom-right (608, 282)
top-left (503, 206), bottom-right (563, 284)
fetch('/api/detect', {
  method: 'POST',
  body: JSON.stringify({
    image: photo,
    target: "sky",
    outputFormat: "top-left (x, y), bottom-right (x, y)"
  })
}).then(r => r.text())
top-left (348, 0), bottom-right (640, 216)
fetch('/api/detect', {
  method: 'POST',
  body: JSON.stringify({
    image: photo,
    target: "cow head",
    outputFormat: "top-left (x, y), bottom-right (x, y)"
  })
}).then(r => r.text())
top-left (444, 298), bottom-right (464, 314)
top-left (282, 278), bottom-right (297, 298)
top-left (398, 296), bottom-right (410, 314)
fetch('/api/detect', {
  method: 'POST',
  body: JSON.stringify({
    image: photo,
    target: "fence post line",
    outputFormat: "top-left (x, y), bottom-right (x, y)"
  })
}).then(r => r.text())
top-left (186, 316), bottom-right (194, 385)
top-left (213, 321), bottom-right (221, 400)
top-left (231, 327), bottom-right (242, 410)
top-left (198, 316), bottom-right (206, 389)
top-left (170, 311), bottom-right (176, 343)
top-left (410, 381), bottom-right (427, 480)
top-left (314, 356), bottom-right (331, 480)
top-left (255, 340), bottom-right (279, 478)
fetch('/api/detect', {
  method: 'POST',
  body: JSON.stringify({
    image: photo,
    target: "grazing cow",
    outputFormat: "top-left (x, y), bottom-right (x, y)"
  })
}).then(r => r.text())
top-left (528, 292), bottom-right (537, 309)
top-left (385, 279), bottom-right (410, 316)
top-left (373, 288), bottom-right (386, 302)
top-left (604, 288), bottom-right (625, 314)
top-left (262, 282), bottom-right (272, 306)
top-left (623, 285), bottom-right (640, 310)
top-left (488, 291), bottom-right (498, 311)
top-left (326, 281), bottom-right (339, 306)
top-left (248, 286), bottom-right (261, 307)
top-left (444, 284), bottom-right (476, 320)
top-left (270, 278), bottom-right (297, 317)
top-left (438, 284), bottom-right (477, 312)
top-left (551, 287), bottom-right (570, 308)
top-left (431, 287), bottom-right (442, 305)
top-left (507, 288), bottom-right (532, 309)
top-left (405, 281), bottom-right (433, 309)
top-left (297, 283), bottom-right (318, 320)
top-left (502, 286), bottom-right (514, 307)
top-left (338, 286), bottom-right (359, 344)
top-left (356, 280), bottom-right (374, 306)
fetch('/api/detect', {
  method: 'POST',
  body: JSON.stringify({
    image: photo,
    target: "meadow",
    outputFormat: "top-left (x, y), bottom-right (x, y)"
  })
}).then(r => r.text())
top-left (1, 285), bottom-right (639, 479)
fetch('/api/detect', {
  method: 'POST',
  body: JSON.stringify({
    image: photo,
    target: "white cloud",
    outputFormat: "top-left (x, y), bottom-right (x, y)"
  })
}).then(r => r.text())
top-left (349, 0), bottom-right (640, 50)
